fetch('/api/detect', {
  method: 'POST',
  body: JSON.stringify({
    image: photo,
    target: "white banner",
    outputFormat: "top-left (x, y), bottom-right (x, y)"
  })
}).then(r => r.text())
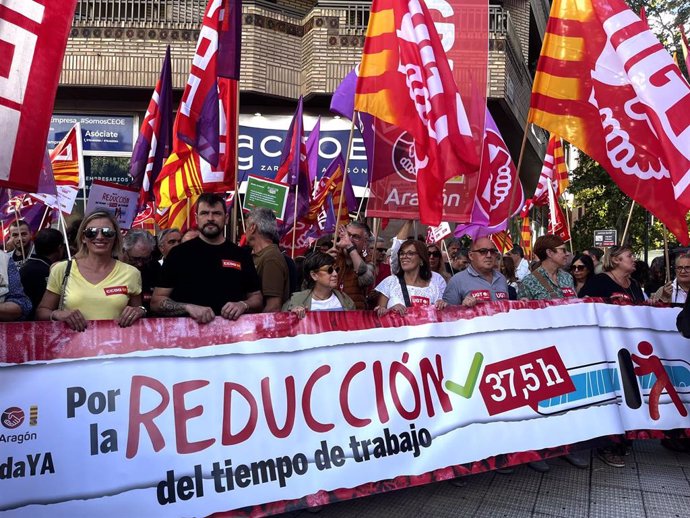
top-left (0, 301), bottom-right (688, 516)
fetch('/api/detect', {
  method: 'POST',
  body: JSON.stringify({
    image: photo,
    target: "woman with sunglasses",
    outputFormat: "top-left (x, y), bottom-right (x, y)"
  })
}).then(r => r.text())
top-left (427, 244), bottom-right (451, 282)
top-left (283, 252), bottom-right (355, 317)
top-left (36, 211), bottom-right (144, 331)
top-left (570, 253), bottom-right (595, 296)
top-left (375, 239), bottom-right (447, 316)
top-left (579, 245), bottom-right (645, 304)
top-left (651, 253), bottom-right (690, 304)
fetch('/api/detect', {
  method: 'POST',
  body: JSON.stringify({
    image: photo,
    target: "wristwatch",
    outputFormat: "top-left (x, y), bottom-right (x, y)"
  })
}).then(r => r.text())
top-left (138, 306), bottom-right (147, 316)
top-left (346, 245), bottom-right (357, 255)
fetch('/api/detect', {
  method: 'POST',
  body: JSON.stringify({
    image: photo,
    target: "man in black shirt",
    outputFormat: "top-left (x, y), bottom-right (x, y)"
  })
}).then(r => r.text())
top-left (151, 193), bottom-right (262, 323)
top-left (19, 229), bottom-right (65, 319)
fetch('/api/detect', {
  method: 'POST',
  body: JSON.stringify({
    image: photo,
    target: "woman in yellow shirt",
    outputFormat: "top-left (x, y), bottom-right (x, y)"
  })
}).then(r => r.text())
top-left (37, 211), bottom-right (144, 331)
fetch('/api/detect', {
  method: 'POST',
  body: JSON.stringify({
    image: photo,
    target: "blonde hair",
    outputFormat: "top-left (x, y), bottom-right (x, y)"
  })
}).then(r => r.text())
top-left (75, 211), bottom-right (123, 258)
top-left (602, 245), bottom-right (632, 272)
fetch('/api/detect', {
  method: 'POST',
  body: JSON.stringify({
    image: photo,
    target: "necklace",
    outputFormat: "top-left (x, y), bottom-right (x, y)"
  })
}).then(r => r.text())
top-left (608, 271), bottom-right (631, 289)
top-left (311, 290), bottom-right (332, 301)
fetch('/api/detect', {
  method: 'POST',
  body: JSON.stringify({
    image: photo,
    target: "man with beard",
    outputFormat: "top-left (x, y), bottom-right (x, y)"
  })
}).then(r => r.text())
top-left (151, 193), bottom-right (262, 323)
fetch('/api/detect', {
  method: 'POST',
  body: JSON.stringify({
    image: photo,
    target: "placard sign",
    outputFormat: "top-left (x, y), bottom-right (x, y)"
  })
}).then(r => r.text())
top-left (242, 175), bottom-right (290, 221)
top-left (594, 229), bottom-right (618, 247)
top-left (85, 180), bottom-right (139, 229)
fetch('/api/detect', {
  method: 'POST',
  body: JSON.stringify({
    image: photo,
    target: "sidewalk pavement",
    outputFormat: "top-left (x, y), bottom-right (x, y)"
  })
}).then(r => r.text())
top-left (283, 440), bottom-right (690, 517)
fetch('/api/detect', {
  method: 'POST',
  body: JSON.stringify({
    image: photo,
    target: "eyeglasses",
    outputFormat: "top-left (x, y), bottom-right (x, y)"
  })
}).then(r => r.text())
top-left (399, 251), bottom-right (419, 258)
top-left (428, 251), bottom-right (442, 258)
top-left (676, 266), bottom-right (690, 272)
top-left (571, 264), bottom-right (587, 271)
top-left (83, 227), bottom-right (117, 239)
top-left (316, 265), bottom-right (340, 274)
top-left (471, 248), bottom-right (498, 256)
top-left (553, 246), bottom-right (567, 253)
top-left (377, 248), bottom-right (387, 254)
top-left (348, 233), bottom-right (364, 241)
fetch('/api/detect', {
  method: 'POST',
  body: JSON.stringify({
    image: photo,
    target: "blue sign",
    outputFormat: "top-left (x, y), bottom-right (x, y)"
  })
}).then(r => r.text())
top-left (49, 114), bottom-right (135, 154)
top-left (238, 125), bottom-right (369, 188)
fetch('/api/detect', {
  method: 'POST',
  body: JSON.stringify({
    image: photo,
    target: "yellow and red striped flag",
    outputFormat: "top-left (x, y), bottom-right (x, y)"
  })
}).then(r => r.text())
top-left (50, 123), bottom-right (84, 188)
top-left (354, 0), bottom-right (480, 225)
top-left (528, 0), bottom-right (690, 245)
top-left (155, 195), bottom-right (198, 233)
top-left (490, 231), bottom-right (514, 254)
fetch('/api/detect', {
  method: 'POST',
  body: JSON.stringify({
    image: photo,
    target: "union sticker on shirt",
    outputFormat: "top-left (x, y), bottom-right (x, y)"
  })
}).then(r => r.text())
top-left (104, 286), bottom-right (128, 296)
top-left (410, 295), bottom-right (431, 306)
top-left (561, 287), bottom-right (576, 298)
top-left (495, 291), bottom-right (508, 300)
top-left (470, 290), bottom-right (491, 302)
top-left (222, 259), bottom-right (242, 270)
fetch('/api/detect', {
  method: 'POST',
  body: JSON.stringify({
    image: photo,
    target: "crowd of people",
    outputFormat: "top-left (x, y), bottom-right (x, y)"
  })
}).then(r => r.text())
top-left (3, 194), bottom-right (688, 326)
top-left (2, 193), bottom-right (689, 467)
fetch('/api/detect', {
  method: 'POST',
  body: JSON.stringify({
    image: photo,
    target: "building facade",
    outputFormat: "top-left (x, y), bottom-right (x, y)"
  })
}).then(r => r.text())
top-left (57, 0), bottom-right (550, 208)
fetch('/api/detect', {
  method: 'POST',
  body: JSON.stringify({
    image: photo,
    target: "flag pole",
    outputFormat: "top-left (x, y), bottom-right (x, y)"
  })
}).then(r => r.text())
top-left (291, 182), bottom-right (299, 258)
top-left (663, 225), bottom-right (671, 283)
top-left (356, 181), bottom-right (369, 220)
top-left (507, 119), bottom-right (531, 228)
top-left (621, 200), bottom-right (636, 245)
top-left (371, 216), bottom-right (380, 265)
top-left (441, 240), bottom-right (455, 276)
top-left (336, 117), bottom-right (357, 227)
top-left (8, 191), bottom-right (26, 262)
top-left (37, 206), bottom-right (50, 231)
top-left (0, 221), bottom-right (5, 252)
top-left (231, 80), bottom-right (242, 242)
top-left (58, 211), bottom-right (72, 261)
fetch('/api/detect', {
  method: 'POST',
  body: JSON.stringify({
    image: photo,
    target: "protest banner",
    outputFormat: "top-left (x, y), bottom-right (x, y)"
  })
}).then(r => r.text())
top-left (242, 175), bottom-right (289, 221)
top-left (0, 300), bottom-right (688, 517)
top-left (85, 180), bottom-right (139, 229)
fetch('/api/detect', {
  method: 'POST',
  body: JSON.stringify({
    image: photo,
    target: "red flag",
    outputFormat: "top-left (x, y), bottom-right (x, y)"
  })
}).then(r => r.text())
top-left (154, 0), bottom-right (240, 208)
top-left (355, 0), bottom-right (480, 225)
top-left (0, 0), bottom-right (78, 192)
top-left (529, 0), bottom-right (690, 244)
top-left (547, 181), bottom-right (571, 242)
top-left (522, 136), bottom-right (567, 215)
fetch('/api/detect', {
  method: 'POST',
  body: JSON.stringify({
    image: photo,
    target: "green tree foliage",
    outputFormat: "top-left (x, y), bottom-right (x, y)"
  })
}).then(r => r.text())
top-left (568, 154), bottom-right (671, 253)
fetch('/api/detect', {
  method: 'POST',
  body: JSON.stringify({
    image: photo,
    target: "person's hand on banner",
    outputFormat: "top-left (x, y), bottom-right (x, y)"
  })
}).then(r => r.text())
top-left (291, 306), bottom-right (307, 319)
top-left (51, 309), bottom-right (88, 332)
top-left (462, 294), bottom-right (478, 307)
top-left (186, 304), bottom-right (215, 324)
top-left (117, 305), bottom-right (145, 328)
top-left (435, 299), bottom-right (447, 310)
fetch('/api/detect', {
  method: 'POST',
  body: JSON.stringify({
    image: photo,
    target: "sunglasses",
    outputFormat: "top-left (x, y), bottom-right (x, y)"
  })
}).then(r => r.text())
top-left (428, 251), bottom-right (442, 258)
top-left (471, 248), bottom-right (498, 256)
top-left (571, 264), bottom-right (587, 271)
top-left (83, 227), bottom-right (117, 239)
top-left (316, 265), bottom-right (340, 274)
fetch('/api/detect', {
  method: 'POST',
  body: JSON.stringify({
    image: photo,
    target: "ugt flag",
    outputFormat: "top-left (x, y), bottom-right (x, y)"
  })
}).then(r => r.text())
top-left (529, 0), bottom-right (690, 244)
top-left (355, 0), bottom-right (480, 226)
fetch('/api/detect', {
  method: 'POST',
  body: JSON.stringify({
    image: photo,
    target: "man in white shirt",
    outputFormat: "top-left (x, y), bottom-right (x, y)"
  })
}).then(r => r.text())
top-left (509, 245), bottom-right (530, 281)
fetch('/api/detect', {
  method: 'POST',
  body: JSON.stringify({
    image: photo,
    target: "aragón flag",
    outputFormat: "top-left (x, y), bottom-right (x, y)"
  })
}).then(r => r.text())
top-left (529, 0), bottom-right (690, 244)
top-left (355, 0), bottom-right (480, 226)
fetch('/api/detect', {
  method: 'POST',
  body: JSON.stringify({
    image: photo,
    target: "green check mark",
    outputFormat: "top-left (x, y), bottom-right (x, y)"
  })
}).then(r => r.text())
top-left (445, 352), bottom-right (484, 399)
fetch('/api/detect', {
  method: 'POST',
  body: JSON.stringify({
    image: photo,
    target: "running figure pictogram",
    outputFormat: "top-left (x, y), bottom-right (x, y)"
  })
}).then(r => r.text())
top-left (631, 341), bottom-right (688, 420)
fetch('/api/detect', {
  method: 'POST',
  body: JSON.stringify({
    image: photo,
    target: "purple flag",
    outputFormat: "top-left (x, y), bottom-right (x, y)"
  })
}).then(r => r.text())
top-left (276, 96), bottom-right (308, 186)
top-left (0, 190), bottom-right (53, 244)
top-left (330, 68), bottom-right (376, 182)
top-left (131, 46), bottom-right (173, 199)
top-left (217, 0), bottom-right (242, 79)
top-left (306, 117), bottom-right (321, 184)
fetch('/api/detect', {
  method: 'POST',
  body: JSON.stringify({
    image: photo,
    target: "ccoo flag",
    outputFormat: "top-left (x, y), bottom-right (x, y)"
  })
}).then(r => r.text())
top-left (529, 0), bottom-right (690, 244)
top-left (355, 0), bottom-right (480, 226)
